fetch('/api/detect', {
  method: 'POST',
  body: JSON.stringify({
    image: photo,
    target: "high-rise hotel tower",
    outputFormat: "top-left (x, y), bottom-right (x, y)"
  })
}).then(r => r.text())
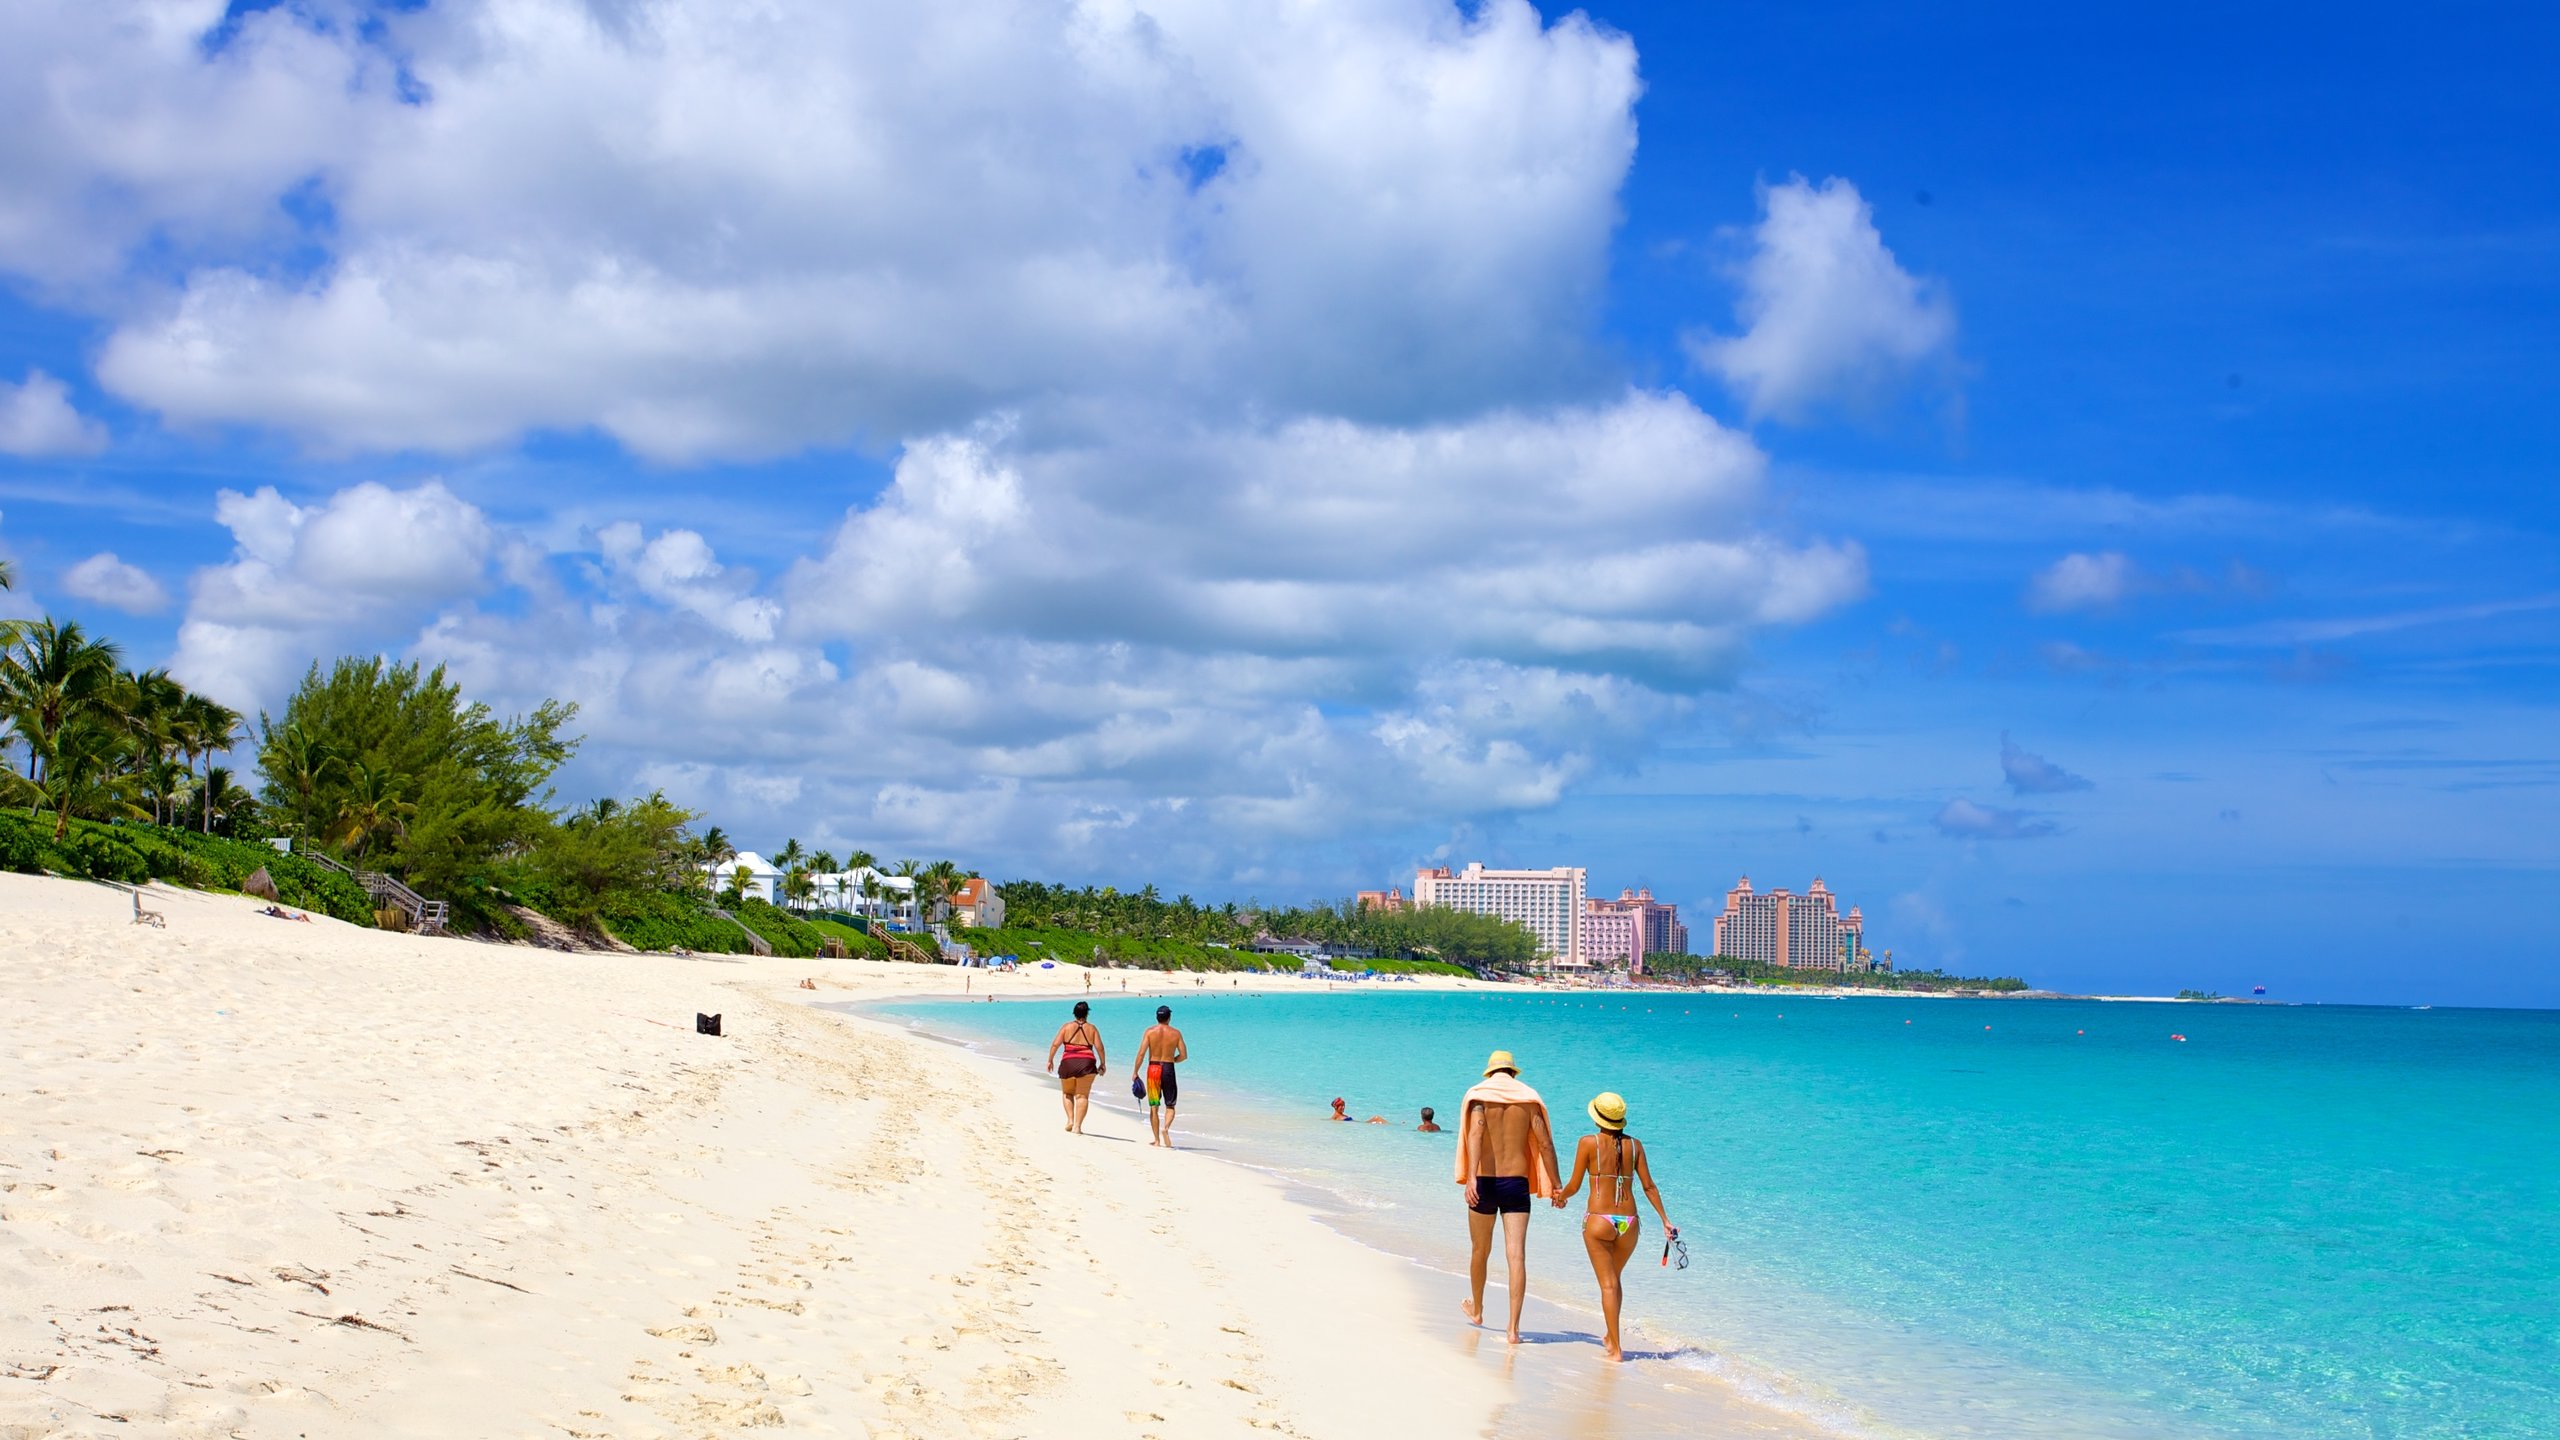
top-left (1413, 863), bottom-right (1587, 966)
top-left (1712, 876), bottom-right (1867, 971)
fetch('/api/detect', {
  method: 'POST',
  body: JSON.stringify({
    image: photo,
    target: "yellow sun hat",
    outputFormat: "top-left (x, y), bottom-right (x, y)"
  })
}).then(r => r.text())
top-left (1483, 1050), bottom-right (1519, 1077)
top-left (1588, 1092), bottom-right (1627, 1132)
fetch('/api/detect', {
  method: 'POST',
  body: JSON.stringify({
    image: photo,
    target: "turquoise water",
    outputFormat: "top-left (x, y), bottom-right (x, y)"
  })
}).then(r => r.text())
top-left (876, 991), bottom-right (2560, 1439)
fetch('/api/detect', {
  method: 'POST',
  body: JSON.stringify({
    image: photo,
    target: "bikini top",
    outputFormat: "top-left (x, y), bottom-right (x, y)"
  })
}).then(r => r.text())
top-left (1061, 1022), bottom-right (1097, 1059)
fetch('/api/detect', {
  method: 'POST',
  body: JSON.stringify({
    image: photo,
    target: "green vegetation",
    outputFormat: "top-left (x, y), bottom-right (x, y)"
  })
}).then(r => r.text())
top-left (994, 881), bottom-right (1536, 971)
top-left (954, 923), bottom-right (1471, 976)
top-left (1645, 951), bottom-right (2030, 993)
top-left (0, 810), bottom-right (374, 923)
top-left (2175, 988), bottom-right (2224, 1001)
top-left (256, 657), bottom-right (577, 926)
top-left (1, 608), bottom-right (250, 842)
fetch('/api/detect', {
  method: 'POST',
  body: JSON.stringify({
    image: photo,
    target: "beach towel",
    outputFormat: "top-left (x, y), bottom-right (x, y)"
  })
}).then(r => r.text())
top-left (1452, 1074), bottom-right (1561, 1198)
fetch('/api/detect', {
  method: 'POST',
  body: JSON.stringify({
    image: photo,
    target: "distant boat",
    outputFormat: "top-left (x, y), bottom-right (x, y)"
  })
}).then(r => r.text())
top-left (2252, 986), bottom-right (2267, 995)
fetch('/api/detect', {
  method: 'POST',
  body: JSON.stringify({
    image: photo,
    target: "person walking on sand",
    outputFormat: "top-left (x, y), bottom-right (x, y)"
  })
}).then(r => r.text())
top-left (1454, 1051), bottom-right (1560, 1345)
top-left (1553, 1092), bottom-right (1674, 1363)
top-left (1136, 1005), bottom-right (1188, 1148)
top-left (1045, 1001), bottom-right (1106, 1134)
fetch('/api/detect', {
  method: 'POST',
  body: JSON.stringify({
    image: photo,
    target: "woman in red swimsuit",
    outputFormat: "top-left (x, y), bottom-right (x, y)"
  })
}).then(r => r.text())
top-left (1045, 1000), bottom-right (1105, 1134)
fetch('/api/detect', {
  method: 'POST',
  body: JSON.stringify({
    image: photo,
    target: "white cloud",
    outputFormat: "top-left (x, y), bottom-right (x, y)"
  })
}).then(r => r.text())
top-left (2026, 550), bottom-right (2136, 614)
top-left (1933, 797), bottom-right (2057, 841)
top-left (59, 551), bottom-right (168, 614)
top-left (0, 370), bottom-right (108, 457)
top-left (54, 0), bottom-right (1640, 459)
top-left (0, 1), bottom-right (380, 292)
top-left (1690, 176), bottom-right (1956, 423)
top-left (171, 480), bottom-right (496, 706)
top-left (2000, 732), bottom-right (2094, 794)
top-left (785, 392), bottom-right (1864, 687)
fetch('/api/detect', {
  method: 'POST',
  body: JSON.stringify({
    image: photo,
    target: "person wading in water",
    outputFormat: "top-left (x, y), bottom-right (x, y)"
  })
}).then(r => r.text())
top-left (1554, 1091), bottom-right (1675, 1362)
top-left (1044, 1001), bottom-right (1105, 1134)
top-left (1135, 1005), bottom-right (1188, 1148)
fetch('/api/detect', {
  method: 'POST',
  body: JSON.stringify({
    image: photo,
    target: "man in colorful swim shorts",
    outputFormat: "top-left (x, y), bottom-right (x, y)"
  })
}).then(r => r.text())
top-left (1454, 1050), bottom-right (1560, 1345)
top-left (1136, 1004), bottom-right (1188, 1149)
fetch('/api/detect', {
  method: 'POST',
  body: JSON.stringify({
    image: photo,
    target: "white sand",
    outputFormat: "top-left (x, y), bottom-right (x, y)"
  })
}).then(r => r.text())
top-left (0, 873), bottom-right (1501, 1438)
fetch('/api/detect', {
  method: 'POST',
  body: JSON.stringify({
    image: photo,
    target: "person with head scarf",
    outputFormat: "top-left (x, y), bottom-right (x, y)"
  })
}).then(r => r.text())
top-left (1452, 1051), bottom-right (1561, 1344)
top-left (1553, 1091), bottom-right (1675, 1362)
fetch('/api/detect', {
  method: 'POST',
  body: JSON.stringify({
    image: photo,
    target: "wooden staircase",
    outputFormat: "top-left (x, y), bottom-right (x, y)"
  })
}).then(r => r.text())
top-left (302, 850), bottom-right (450, 935)
top-left (705, 906), bottom-right (774, 956)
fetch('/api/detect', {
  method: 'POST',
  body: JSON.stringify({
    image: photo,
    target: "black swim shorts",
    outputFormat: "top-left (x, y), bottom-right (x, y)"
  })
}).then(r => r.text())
top-left (1470, 1175), bottom-right (1532, 1215)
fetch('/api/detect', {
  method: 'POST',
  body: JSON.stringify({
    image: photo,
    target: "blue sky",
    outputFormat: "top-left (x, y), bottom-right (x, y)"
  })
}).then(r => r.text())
top-left (1, 0), bottom-right (2552, 1004)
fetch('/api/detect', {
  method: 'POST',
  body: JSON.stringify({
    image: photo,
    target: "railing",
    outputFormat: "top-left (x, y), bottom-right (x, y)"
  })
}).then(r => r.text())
top-left (298, 850), bottom-right (448, 935)
top-left (705, 905), bottom-right (774, 956)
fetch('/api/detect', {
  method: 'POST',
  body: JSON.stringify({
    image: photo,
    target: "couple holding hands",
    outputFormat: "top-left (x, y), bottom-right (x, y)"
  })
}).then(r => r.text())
top-left (1455, 1050), bottom-right (1678, 1363)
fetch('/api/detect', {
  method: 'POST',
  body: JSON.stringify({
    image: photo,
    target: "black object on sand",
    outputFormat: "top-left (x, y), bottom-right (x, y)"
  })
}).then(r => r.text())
top-left (696, 1012), bottom-right (723, 1037)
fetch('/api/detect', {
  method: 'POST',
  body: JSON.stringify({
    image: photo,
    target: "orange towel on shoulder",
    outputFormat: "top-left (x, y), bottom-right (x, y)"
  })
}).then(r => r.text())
top-left (1453, 1075), bottom-right (1560, 1198)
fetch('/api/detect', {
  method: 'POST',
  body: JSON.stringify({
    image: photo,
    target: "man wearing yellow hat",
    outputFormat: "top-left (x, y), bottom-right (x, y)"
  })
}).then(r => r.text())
top-left (1452, 1050), bottom-right (1561, 1344)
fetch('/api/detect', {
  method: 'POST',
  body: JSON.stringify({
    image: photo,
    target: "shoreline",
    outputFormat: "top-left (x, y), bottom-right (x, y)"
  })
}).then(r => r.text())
top-left (875, 993), bottom-right (1858, 1440)
top-left (0, 873), bottom-right (1500, 1438)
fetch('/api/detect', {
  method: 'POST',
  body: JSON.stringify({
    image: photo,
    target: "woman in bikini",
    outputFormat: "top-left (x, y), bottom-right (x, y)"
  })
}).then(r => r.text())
top-left (1553, 1091), bottom-right (1674, 1362)
top-left (1045, 1001), bottom-right (1105, 1134)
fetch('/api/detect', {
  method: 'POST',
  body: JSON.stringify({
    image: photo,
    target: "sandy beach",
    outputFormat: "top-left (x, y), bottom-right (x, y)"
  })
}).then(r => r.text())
top-left (0, 873), bottom-right (1503, 1438)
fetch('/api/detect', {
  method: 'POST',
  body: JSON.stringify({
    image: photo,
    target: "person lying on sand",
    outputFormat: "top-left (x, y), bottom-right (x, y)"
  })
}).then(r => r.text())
top-left (1455, 1051), bottom-right (1560, 1345)
top-left (1046, 1000), bottom-right (1105, 1135)
top-left (1553, 1091), bottom-right (1675, 1363)
top-left (1417, 1107), bottom-right (1442, 1133)
top-left (257, 905), bottom-right (311, 923)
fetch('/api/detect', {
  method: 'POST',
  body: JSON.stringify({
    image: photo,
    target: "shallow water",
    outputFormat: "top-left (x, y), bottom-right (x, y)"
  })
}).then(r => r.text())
top-left (878, 989), bottom-right (2560, 1440)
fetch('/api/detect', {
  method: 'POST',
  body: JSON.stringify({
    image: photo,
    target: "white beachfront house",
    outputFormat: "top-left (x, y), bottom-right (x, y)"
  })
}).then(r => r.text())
top-left (703, 850), bottom-right (784, 904)
top-left (808, 867), bottom-right (918, 926)
top-left (696, 856), bottom-right (921, 926)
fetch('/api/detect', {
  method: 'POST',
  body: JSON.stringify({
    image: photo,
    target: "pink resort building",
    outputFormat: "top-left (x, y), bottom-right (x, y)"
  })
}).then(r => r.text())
top-left (1582, 888), bottom-right (1689, 974)
top-left (1712, 876), bottom-right (1869, 971)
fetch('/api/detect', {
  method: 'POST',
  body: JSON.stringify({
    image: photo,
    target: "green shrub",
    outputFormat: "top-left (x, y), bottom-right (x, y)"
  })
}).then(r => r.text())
top-left (0, 812), bottom-right (374, 924)
top-left (730, 897), bottom-right (826, 959)
top-left (597, 888), bottom-right (754, 954)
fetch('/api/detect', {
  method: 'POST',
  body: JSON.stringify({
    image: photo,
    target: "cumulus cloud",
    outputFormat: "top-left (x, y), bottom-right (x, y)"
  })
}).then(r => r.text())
top-left (0, 370), bottom-right (108, 457)
top-left (2027, 550), bottom-right (2136, 614)
top-left (1691, 176), bottom-right (1956, 423)
top-left (201, 392), bottom-right (1866, 877)
top-left (41, 0), bottom-right (1645, 458)
top-left (65, 2), bottom-right (1882, 882)
top-left (785, 393), bottom-right (1864, 686)
top-left (59, 551), bottom-right (168, 614)
top-left (171, 480), bottom-right (496, 705)
top-left (1933, 798), bottom-right (2057, 841)
top-left (2000, 731), bottom-right (2093, 794)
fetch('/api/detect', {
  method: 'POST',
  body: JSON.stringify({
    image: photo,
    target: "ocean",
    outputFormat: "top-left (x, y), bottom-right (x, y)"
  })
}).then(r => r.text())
top-left (875, 989), bottom-right (2560, 1440)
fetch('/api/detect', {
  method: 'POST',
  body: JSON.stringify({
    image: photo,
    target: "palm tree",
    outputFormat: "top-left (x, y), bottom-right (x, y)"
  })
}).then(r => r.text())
top-left (197, 764), bottom-right (254, 835)
top-left (695, 825), bottom-right (735, 893)
top-left (727, 862), bottom-right (754, 905)
top-left (180, 694), bottom-right (242, 832)
top-left (893, 859), bottom-right (923, 927)
top-left (0, 618), bottom-right (123, 789)
top-left (842, 847), bottom-right (878, 917)
top-left (783, 867), bottom-right (816, 911)
top-left (261, 722), bottom-right (342, 843)
top-left (329, 759), bottom-right (416, 859)
top-left (34, 716), bottom-right (144, 839)
top-left (774, 837), bottom-right (805, 875)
